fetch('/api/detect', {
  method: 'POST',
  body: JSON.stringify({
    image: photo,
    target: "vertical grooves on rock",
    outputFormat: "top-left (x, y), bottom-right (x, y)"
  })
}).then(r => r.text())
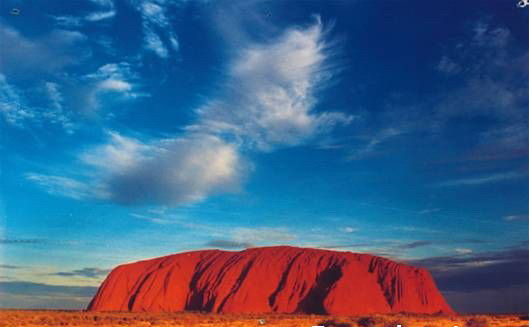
top-left (268, 251), bottom-right (304, 309)
top-left (216, 258), bottom-right (256, 312)
top-left (89, 246), bottom-right (454, 315)
top-left (127, 271), bottom-right (154, 310)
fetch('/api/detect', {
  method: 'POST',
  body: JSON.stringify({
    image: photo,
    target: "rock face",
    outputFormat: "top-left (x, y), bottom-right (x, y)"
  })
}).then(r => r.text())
top-left (88, 246), bottom-right (454, 314)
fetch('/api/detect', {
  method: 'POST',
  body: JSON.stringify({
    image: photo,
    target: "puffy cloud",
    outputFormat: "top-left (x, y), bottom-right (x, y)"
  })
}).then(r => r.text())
top-left (103, 136), bottom-right (245, 204)
top-left (95, 134), bottom-right (246, 205)
top-left (46, 132), bottom-right (246, 205)
top-left (98, 79), bottom-right (132, 92)
top-left (81, 132), bottom-right (152, 173)
top-left (64, 62), bottom-right (146, 115)
top-left (88, 62), bottom-right (143, 96)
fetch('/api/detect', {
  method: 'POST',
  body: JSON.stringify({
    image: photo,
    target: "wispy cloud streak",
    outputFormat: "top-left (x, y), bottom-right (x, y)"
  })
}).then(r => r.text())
top-left (27, 19), bottom-right (350, 207)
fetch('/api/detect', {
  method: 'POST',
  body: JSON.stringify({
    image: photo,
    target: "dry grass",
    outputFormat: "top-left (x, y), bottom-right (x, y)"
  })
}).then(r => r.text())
top-left (0, 310), bottom-right (528, 327)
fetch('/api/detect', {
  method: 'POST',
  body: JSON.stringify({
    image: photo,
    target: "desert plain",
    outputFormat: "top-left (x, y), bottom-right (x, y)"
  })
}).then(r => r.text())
top-left (1, 311), bottom-right (529, 327)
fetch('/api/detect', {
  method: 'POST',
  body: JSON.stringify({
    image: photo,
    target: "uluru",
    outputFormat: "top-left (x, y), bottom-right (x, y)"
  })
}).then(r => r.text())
top-left (87, 246), bottom-right (453, 314)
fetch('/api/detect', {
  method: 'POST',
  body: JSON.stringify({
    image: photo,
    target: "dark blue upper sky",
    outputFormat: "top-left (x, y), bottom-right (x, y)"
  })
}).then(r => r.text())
top-left (1, 0), bottom-right (528, 313)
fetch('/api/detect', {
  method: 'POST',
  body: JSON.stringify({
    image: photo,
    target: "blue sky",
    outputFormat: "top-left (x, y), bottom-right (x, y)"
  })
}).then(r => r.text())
top-left (0, 0), bottom-right (528, 313)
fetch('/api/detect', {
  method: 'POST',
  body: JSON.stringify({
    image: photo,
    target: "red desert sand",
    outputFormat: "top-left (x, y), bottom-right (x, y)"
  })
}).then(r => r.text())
top-left (88, 246), bottom-right (453, 315)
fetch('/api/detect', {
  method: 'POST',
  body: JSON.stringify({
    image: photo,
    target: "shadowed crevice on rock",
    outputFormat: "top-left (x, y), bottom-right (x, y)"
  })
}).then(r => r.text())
top-left (297, 264), bottom-right (343, 314)
top-left (268, 251), bottom-right (304, 309)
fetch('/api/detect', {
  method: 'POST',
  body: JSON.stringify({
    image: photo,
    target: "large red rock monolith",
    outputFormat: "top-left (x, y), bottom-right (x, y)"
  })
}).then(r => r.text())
top-left (87, 246), bottom-right (453, 314)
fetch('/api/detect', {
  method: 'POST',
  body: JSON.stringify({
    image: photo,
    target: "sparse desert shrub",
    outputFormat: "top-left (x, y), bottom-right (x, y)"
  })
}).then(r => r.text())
top-left (4, 310), bottom-right (529, 327)
top-left (384, 320), bottom-right (408, 327)
top-left (466, 317), bottom-right (489, 327)
top-left (317, 319), bottom-right (352, 327)
top-left (357, 317), bottom-right (377, 327)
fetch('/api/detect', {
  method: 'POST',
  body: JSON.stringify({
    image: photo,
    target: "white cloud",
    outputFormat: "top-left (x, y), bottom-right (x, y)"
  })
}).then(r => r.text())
top-left (341, 227), bottom-right (358, 233)
top-left (0, 74), bottom-right (32, 127)
top-left (144, 29), bottom-right (169, 58)
top-left (83, 132), bottom-right (246, 205)
top-left (232, 227), bottom-right (296, 243)
top-left (85, 10), bottom-right (116, 22)
top-left (169, 35), bottom-right (179, 52)
top-left (503, 214), bottom-right (529, 222)
top-left (436, 56), bottom-right (460, 75)
top-left (0, 61), bottom-right (144, 131)
top-left (90, 0), bottom-right (114, 7)
top-left (130, 213), bottom-right (174, 225)
top-left (73, 62), bottom-right (146, 114)
top-left (470, 123), bottom-right (529, 161)
top-left (42, 82), bottom-right (75, 133)
top-left (472, 22), bottom-right (510, 48)
top-left (190, 18), bottom-right (352, 150)
top-left (348, 128), bottom-right (403, 160)
top-left (98, 79), bottom-right (133, 92)
top-left (0, 24), bottom-right (150, 132)
top-left (24, 174), bottom-right (93, 200)
top-left (53, 0), bottom-right (116, 27)
top-left (455, 248), bottom-right (473, 255)
top-left (80, 131), bottom-right (153, 173)
top-left (0, 23), bottom-right (86, 78)
top-left (361, 21), bottom-right (527, 163)
top-left (141, 1), bottom-right (169, 26)
top-left (26, 20), bottom-right (349, 207)
top-left (28, 132), bottom-right (246, 205)
top-left (135, 0), bottom-right (179, 58)
top-left (435, 172), bottom-right (523, 187)
top-left (0, 75), bottom-right (74, 132)
top-left (434, 22), bottom-right (527, 127)
top-left (45, 82), bottom-right (63, 111)
top-left (89, 63), bottom-right (138, 93)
